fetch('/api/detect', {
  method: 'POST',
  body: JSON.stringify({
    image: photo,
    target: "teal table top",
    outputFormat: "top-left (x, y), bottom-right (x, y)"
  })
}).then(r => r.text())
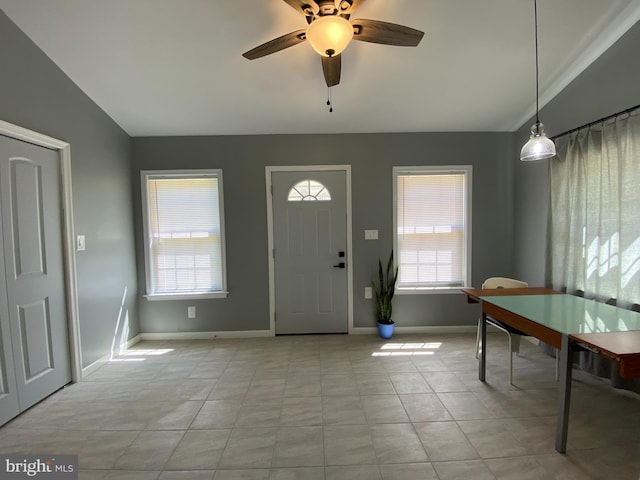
top-left (479, 294), bottom-right (640, 335)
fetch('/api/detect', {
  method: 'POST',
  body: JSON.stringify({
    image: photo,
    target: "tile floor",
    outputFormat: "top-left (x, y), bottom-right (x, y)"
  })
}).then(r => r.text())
top-left (1, 333), bottom-right (639, 479)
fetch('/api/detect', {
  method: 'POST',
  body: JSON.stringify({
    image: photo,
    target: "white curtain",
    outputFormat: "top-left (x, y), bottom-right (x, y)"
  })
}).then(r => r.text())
top-left (548, 108), bottom-right (640, 392)
top-left (548, 109), bottom-right (640, 307)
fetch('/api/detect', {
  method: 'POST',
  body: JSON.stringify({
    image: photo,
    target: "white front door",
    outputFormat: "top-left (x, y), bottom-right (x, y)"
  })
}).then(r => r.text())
top-left (271, 170), bottom-right (348, 334)
top-left (0, 135), bottom-right (71, 424)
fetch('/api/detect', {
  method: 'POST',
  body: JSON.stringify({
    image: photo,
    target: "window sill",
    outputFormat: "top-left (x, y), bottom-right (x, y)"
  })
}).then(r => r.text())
top-left (396, 287), bottom-right (466, 295)
top-left (145, 292), bottom-right (229, 301)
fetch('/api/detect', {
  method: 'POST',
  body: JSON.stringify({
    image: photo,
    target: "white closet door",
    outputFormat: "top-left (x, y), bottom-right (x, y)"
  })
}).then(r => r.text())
top-left (0, 135), bottom-right (71, 423)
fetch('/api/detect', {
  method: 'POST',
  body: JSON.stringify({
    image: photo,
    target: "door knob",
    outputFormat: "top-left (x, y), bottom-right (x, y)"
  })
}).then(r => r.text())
top-left (333, 262), bottom-right (346, 269)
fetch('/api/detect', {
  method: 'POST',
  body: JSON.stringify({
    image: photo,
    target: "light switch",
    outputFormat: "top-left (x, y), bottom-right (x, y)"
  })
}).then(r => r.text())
top-left (365, 287), bottom-right (373, 299)
top-left (364, 229), bottom-right (378, 240)
top-left (76, 235), bottom-right (86, 251)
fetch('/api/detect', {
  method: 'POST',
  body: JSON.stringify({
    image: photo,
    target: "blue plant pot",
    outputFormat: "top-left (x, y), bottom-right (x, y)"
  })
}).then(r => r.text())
top-left (377, 321), bottom-right (395, 339)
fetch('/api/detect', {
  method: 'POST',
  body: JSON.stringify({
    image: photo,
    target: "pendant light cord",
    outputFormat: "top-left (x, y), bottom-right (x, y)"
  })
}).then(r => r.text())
top-left (520, 0), bottom-right (556, 160)
top-left (534, 0), bottom-right (540, 125)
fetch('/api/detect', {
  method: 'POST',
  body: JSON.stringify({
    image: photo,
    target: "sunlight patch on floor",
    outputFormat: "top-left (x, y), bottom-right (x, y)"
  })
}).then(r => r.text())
top-left (372, 342), bottom-right (442, 356)
top-left (110, 348), bottom-right (175, 362)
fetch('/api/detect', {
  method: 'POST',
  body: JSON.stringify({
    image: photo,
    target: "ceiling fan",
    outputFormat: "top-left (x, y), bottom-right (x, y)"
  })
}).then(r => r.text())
top-left (242, 0), bottom-right (424, 88)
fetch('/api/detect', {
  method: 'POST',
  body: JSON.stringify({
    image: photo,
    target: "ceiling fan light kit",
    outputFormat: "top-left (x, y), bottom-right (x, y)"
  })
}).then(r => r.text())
top-left (306, 15), bottom-right (354, 57)
top-left (520, 0), bottom-right (556, 161)
top-left (243, 0), bottom-right (424, 93)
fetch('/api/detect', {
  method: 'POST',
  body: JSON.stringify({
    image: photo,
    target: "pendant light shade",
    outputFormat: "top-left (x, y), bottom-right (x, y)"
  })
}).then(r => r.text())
top-left (306, 16), bottom-right (354, 57)
top-left (520, 0), bottom-right (556, 161)
top-left (520, 122), bottom-right (556, 161)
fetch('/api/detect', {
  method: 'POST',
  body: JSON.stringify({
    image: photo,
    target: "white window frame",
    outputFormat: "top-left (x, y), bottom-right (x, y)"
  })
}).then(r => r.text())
top-left (393, 165), bottom-right (472, 294)
top-left (141, 169), bottom-right (228, 300)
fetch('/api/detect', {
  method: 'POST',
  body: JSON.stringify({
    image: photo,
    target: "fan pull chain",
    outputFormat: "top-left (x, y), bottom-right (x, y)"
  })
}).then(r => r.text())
top-left (326, 87), bottom-right (333, 113)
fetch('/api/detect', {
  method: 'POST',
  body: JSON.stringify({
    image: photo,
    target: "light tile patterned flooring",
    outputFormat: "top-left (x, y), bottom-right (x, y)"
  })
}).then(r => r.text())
top-left (1, 333), bottom-right (639, 479)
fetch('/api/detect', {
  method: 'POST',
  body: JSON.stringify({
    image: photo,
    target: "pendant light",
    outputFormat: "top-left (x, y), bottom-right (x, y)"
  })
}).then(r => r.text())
top-left (520, 0), bottom-right (556, 161)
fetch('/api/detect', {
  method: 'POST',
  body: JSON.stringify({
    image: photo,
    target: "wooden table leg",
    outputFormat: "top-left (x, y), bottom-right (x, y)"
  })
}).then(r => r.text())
top-left (555, 333), bottom-right (573, 453)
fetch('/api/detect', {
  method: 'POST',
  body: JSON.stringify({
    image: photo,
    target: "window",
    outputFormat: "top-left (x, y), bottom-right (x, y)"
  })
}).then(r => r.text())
top-left (393, 166), bottom-right (471, 291)
top-left (549, 109), bottom-right (640, 306)
top-left (141, 170), bottom-right (227, 299)
top-left (287, 179), bottom-right (331, 201)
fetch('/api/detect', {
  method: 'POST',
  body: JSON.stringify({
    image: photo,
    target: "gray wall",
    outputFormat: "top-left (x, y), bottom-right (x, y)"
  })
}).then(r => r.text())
top-left (0, 11), bottom-right (139, 367)
top-left (514, 20), bottom-right (640, 285)
top-left (15, 9), bottom-right (636, 339)
top-left (133, 132), bottom-right (514, 332)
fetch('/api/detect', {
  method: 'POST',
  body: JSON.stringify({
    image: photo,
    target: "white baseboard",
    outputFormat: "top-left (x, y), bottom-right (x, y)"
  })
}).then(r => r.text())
top-left (126, 334), bottom-right (143, 348)
top-left (81, 356), bottom-right (107, 378)
top-left (80, 334), bottom-right (143, 379)
top-left (350, 325), bottom-right (478, 335)
top-left (138, 326), bottom-right (479, 339)
top-left (139, 330), bottom-right (273, 341)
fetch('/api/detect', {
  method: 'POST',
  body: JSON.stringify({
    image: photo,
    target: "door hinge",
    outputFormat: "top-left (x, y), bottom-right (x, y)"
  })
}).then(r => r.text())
top-left (272, 248), bottom-right (275, 259)
top-left (270, 184), bottom-right (273, 195)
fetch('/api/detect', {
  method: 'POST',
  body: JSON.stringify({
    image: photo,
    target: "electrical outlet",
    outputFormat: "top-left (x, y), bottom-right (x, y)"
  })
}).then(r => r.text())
top-left (187, 306), bottom-right (196, 318)
top-left (365, 287), bottom-right (373, 299)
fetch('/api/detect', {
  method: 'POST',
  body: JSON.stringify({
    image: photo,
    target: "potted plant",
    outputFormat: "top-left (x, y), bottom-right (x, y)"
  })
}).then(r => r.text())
top-left (373, 251), bottom-right (399, 339)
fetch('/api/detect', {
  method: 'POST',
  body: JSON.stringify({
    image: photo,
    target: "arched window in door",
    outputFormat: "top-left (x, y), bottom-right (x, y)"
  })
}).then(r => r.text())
top-left (287, 179), bottom-right (331, 201)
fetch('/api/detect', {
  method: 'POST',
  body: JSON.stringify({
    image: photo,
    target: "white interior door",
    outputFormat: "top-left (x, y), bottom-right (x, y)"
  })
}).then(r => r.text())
top-left (0, 214), bottom-right (18, 426)
top-left (272, 170), bottom-right (348, 334)
top-left (0, 135), bottom-right (71, 420)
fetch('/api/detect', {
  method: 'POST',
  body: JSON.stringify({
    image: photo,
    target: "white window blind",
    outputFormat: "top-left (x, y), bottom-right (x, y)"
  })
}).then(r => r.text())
top-left (142, 170), bottom-right (226, 297)
top-left (394, 167), bottom-right (471, 289)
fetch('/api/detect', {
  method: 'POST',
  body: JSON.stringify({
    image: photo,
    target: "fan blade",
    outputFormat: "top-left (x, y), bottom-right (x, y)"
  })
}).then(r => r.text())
top-left (242, 30), bottom-right (307, 60)
top-left (281, 0), bottom-right (319, 17)
top-left (321, 54), bottom-right (341, 87)
top-left (337, 0), bottom-right (367, 15)
top-left (351, 19), bottom-right (424, 46)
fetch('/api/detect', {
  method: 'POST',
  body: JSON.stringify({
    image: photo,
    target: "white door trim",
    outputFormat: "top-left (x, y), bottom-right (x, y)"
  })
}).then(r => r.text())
top-left (0, 120), bottom-right (82, 382)
top-left (265, 165), bottom-right (353, 335)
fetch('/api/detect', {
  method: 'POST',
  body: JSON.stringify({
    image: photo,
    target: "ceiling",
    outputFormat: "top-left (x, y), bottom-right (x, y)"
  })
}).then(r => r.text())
top-left (2, 0), bottom-right (640, 137)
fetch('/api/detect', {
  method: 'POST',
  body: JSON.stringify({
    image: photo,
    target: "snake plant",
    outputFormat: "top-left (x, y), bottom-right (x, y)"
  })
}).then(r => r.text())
top-left (373, 251), bottom-right (399, 324)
